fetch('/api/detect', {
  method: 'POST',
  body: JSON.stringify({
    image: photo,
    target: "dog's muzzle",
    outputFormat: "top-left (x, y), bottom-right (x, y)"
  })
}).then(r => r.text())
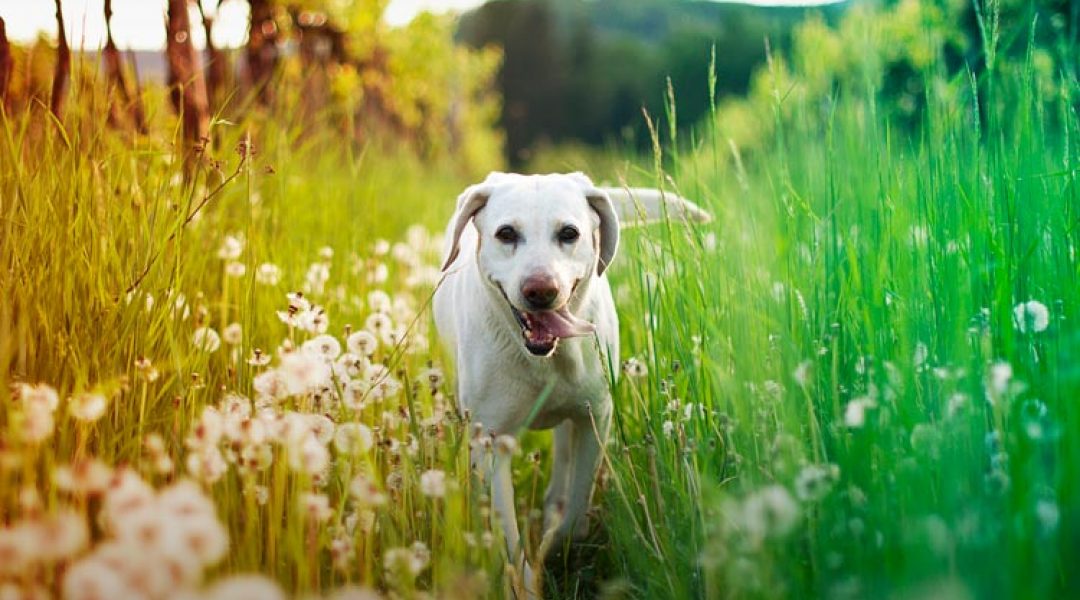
top-left (498, 285), bottom-right (595, 357)
top-left (511, 304), bottom-right (596, 357)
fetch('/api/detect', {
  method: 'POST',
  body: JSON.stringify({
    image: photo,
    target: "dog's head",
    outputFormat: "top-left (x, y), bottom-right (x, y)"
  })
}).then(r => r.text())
top-left (442, 172), bottom-right (619, 357)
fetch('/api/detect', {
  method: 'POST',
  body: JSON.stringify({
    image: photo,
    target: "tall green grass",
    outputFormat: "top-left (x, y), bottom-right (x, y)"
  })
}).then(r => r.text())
top-left (598, 23), bottom-right (1080, 600)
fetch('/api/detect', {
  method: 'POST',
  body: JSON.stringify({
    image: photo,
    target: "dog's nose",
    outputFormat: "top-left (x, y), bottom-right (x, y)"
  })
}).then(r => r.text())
top-left (521, 274), bottom-right (559, 310)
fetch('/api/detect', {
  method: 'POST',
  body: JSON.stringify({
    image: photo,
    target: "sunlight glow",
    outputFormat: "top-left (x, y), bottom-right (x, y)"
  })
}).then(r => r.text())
top-left (0, 0), bottom-right (845, 50)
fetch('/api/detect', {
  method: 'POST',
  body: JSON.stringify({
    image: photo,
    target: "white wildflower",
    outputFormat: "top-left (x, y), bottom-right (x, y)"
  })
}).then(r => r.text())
top-left (742, 484), bottom-right (800, 542)
top-left (347, 330), bottom-right (378, 357)
top-left (255, 263), bottom-right (281, 286)
top-left (794, 464), bottom-right (839, 502)
top-left (333, 423), bottom-right (374, 454)
top-left (279, 351), bottom-right (332, 395)
top-left (419, 469), bottom-right (447, 498)
top-left (334, 352), bottom-right (367, 380)
top-left (301, 492), bottom-right (334, 522)
top-left (1013, 300), bottom-right (1050, 333)
top-left (69, 392), bottom-right (109, 422)
top-left (368, 290), bottom-right (392, 314)
top-left (288, 436), bottom-right (330, 475)
top-left (304, 262), bottom-right (331, 294)
top-left (205, 575), bottom-right (284, 600)
top-left (622, 357), bottom-right (648, 378)
top-left (793, 360), bottom-right (812, 388)
top-left (222, 323), bottom-right (243, 345)
top-left (192, 327), bottom-right (221, 353)
top-left (224, 262), bottom-right (246, 278)
top-left (844, 396), bottom-right (876, 428)
top-left (217, 235), bottom-right (244, 260)
top-left (364, 312), bottom-right (392, 335)
top-left (986, 361), bottom-right (1014, 401)
top-left (16, 383), bottom-right (60, 412)
top-left (22, 406), bottom-right (55, 443)
top-left (348, 474), bottom-right (387, 507)
top-left (302, 334), bottom-right (342, 361)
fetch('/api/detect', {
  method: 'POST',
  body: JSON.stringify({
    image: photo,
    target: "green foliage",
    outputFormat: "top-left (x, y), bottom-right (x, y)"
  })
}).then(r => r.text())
top-left (458, 0), bottom-right (839, 164)
top-left (591, 2), bottom-right (1080, 598)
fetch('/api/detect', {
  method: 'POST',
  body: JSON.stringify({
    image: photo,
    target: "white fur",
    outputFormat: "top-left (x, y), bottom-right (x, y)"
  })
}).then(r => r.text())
top-left (432, 172), bottom-right (709, 596)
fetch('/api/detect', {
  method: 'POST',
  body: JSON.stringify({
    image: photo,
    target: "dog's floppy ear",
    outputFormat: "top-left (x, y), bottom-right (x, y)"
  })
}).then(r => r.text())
top-left (441, 183), bottom-right (492, 271)
top-left (569, 173), bottom-right (620, 276)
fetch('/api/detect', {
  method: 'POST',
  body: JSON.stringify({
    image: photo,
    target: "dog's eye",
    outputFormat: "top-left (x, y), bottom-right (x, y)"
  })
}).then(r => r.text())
top-left (557, 225), bottom-right (580, 244)
top-left (495, 225), bottom-right (520, 244)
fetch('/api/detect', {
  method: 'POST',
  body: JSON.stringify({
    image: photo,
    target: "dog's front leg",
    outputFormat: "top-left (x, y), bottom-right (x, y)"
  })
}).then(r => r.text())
top-left (543, 421), bottom-right (572, 533)
top-left (476, 439), bottom-right (538, 598)
top-left (560, 399), bottom-right (612, 540)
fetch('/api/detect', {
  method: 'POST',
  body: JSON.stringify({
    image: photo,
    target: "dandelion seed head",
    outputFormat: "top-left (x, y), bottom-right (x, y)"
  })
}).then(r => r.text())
top-left (418, 366), bottom-right (444, 389)
top-left (16, 383), bottom-right (60, 413)
top-left (301, 492), bottom-right (334, 522)
top-left (54, 458), bottom-right (113, 496)
top-left (255, 263), bottom-right (281, 286)
top-left (793, 360), bottom-right (812, 388)
top-left (217, 235), bottom-right (244, 260)
top-left (21, 406), bottom-right (56, 443)
top-left (185, 447), bottom-right (228, 484)
top-left (419, 469), bottom-right (447, 498)
top-left (1013, 300), bottom-right (1049, 333)
top-left (225, 261), bottom-right (247, 278)
top-left (279, 351), bottom-right (333, 395)
top-left (192, 327), bottom-right (222, 353)
top-left (364, 312), bottom-right (392, 335)
top-left (222, 323), bottom-right (243, 345)
top-left (69, 392), bottom-right (109, 422)
top-left (794, 464), bottom-right (839, 502)
top-left (623, 357), bottom-right (648, 378)
top-left (368, 290), bottom-right (392, 314)
top-left (986, 361), bottom-right (1014, 400)
top-left (288, 436), bottom-right (330, 475)
top-left (843, 396), bottom-right (876, 428)
top-left (347, 330), bottom-right (378, 357)
top-left (205, 575), bottom-right (285, 600)
top-left (348, 474), bottom-right (387, 507)
top-left (741, 484), bottom-right (800, 543)
top-left (334, 423), bottom-right (374, 455)
top-left (1035, 498), bottom-right (1060, 533)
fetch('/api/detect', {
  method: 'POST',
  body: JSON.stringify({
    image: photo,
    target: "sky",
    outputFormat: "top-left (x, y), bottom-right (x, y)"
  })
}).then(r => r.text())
top-left (0, 0), bottom-right (843, 51)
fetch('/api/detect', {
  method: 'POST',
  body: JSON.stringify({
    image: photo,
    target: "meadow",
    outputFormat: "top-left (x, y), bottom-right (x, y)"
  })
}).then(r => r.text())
top-left (2, 3), bottom-right (1079, 599)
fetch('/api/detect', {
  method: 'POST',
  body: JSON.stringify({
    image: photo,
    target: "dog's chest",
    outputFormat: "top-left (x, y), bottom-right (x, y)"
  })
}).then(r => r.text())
top-left (507, 342), bottom-right (612, 429)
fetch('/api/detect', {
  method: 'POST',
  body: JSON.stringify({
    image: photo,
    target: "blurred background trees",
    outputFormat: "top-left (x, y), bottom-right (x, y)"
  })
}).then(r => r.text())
top-left (0, 0), bottom-right (1075, 171)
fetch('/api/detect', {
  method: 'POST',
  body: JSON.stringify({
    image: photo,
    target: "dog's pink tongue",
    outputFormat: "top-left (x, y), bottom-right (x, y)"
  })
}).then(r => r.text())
top-left (528, 308), bottom-right (595, 339)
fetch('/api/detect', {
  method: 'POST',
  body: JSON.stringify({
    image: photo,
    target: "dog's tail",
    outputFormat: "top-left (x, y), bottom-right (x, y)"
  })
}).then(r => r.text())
top-left (600, 187), bottom-right (712, 228)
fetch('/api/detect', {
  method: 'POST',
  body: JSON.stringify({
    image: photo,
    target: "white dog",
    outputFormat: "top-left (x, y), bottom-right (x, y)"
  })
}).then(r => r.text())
top-left (433, 172), bottom-right (709, 595)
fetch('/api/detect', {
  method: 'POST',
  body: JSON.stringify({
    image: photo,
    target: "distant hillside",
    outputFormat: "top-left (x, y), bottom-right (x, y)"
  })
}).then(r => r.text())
top-left (458, 0), bottom-right (847, 163)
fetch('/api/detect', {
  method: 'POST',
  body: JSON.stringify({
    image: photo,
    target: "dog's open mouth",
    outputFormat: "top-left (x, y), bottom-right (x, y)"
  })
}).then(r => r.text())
top-left (510, 306), bottom-right (596, 356)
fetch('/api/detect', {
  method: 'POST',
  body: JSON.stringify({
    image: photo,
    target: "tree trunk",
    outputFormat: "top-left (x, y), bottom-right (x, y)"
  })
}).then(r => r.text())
top-left (197, 0), bottom-right (228, 115)
top-left (103, 0), bottom-right (147, 133)
top-left (0, 18), bottom-right (12, 108)
top-left (166, 0), bottom-right (210, 154)
top-left (126, 48), bottom-right (148, 134)
top-left (50, 0), bottom-right (70, 120)
top-left (246, 0), bottom-right (278, 105)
